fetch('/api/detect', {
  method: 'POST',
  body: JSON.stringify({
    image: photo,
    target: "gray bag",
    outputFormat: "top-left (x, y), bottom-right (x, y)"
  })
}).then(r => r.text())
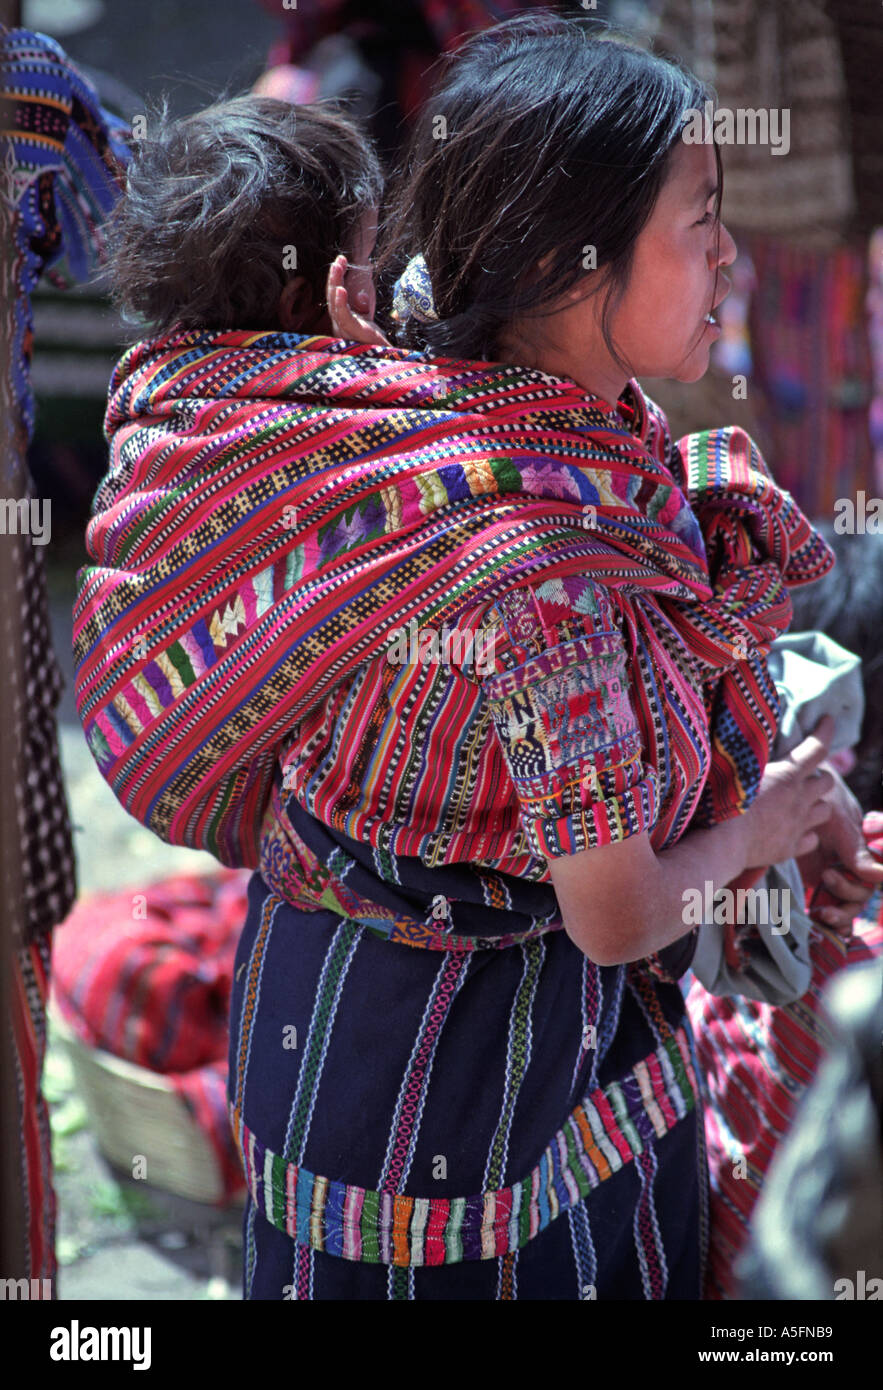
top-left (689, 631), bottom-right (864, 1004)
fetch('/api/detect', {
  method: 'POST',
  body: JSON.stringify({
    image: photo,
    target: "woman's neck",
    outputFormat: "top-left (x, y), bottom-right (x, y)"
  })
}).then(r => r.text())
top-left (495, 323), bottom-right (628, 410)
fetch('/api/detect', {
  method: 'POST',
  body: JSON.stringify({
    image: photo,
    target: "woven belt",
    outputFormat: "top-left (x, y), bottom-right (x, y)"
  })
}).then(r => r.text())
top-left (230, 1025), bottom-right (698, 1266)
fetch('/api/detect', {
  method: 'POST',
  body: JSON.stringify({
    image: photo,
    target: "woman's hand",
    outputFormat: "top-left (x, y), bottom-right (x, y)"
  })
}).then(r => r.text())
top-left (797, 777), bottom-right (883, 936)
top-left (741, 715), bottom-right (837, 870)
top-left (325, 255), bottom-right (391, 347)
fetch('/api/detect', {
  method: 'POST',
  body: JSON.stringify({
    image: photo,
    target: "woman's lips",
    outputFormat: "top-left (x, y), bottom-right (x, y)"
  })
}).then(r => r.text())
top-left (703, 283), bottom-right (730, 331)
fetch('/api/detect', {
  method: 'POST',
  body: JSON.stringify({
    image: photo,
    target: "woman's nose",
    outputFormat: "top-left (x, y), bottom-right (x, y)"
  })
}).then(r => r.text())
top-left (716, 222), bottom-right (738, 268)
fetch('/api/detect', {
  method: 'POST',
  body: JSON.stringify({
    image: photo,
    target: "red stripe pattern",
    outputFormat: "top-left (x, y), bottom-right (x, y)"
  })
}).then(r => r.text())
top-left (72, 332), bottom-right (833, 902)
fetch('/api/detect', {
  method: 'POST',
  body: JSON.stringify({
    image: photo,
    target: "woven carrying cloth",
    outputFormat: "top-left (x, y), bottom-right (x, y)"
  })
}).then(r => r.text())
top-left (72, 330), bottom-right (832, 889)
top-left (73, 331), bottom-right (833, 1287)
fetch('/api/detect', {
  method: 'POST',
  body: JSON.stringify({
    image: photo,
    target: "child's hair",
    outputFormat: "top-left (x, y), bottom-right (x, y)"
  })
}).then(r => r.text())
top-left (377, 11), bottom-right (721, 364)
top-left (788, 525), bottom-right (883, 813)
top-left (109, 95), bottom-right (384, 335)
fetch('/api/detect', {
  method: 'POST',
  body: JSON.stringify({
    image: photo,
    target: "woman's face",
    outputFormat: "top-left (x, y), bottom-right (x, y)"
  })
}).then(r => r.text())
top-left (605, 142), bottom-right (737, 385)
top-left (499, 141), bottom-right (737, 404)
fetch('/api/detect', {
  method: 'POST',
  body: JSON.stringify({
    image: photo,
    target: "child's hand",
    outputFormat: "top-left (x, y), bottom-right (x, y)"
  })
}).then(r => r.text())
top-left (742, 715), bottom-right (836, 870)
top-left (326, 255), bottom-right (390, 347)
top-left (799, 784), bottom-right (883, 936)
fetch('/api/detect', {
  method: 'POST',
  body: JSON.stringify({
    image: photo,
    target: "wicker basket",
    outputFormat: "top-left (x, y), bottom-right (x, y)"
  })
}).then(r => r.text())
top-left (50, 1003), bottom-right (236, 1206)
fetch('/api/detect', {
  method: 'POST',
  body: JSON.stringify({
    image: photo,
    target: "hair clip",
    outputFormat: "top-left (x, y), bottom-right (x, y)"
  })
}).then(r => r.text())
top-left (391, 253), bottom-right (439, 325)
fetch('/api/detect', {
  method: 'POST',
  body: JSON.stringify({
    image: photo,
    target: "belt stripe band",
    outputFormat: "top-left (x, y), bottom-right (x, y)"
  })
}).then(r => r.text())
top-left (230, 1025), bottom-right (697, 1266)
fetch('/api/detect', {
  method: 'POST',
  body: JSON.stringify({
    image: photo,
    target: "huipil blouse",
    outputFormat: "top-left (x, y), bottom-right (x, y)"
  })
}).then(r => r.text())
top-left (257, 385), bottom-right (726, 933)
top-left (228, 383), bottom-right (746, 1283)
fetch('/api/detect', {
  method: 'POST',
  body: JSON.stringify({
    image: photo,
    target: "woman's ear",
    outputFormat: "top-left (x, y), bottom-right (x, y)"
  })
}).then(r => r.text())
top-left (277, 275), bottom-right (322, 332)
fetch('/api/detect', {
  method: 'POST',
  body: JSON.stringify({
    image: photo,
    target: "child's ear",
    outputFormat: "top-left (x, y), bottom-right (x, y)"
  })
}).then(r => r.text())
top-left (349, 286), bottom-right (372, 313)
top-left (278, 275), bottom-right (321, 332)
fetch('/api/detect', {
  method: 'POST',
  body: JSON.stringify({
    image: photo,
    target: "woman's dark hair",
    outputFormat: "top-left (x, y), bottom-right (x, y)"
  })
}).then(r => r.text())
top-left (788, 524), bottom-right (883, 813)
top-left (108, 95), bottom-right (384, 334)
top-left (377, 11), bottom-right (722, 366)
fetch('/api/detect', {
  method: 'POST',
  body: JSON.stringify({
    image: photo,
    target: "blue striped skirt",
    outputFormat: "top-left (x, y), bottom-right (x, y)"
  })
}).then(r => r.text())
top-left (227, 812), bottom-right (708, 1300)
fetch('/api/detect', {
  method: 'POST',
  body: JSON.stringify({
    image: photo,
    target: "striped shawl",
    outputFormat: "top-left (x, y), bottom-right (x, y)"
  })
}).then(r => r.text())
top-left (72, 329), bottom-right (833, 868)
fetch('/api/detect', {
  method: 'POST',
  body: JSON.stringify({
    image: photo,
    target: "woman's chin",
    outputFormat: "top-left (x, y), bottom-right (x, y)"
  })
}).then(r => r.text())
top-left (673, 349), bottom-right (713, 384)
top-left (634, 346), bottom-right (712, 385)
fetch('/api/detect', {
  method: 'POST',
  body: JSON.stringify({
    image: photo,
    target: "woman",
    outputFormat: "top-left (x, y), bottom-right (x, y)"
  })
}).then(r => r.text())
top-left (73, 14), bottom-right (879, 1299)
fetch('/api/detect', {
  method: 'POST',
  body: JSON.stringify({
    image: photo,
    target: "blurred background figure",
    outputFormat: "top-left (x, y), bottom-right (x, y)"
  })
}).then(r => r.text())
top-left (642, 0), bottom-right (883, 521)
top-left (788, 529), bottom-right (883, 815)
top-left (0, 13), bottom-right (130, 1288)
top-left (685, 531), bottom-right (883, 1298)
top-left (256, 0), bottom-right (883, 524)
top-left (738, 956), bottom-right (883, 1301)
top-left (253, 1), bottom-right (556, 165)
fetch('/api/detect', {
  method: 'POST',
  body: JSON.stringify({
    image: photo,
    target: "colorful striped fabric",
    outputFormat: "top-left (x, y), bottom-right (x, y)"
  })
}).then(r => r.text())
top-left (1, 26), bottom-right (129, 1290)
top-left (51, 870), bottom-right (251, 1202)
top-left (1, 24), bottom-right (129, 947)
top-left (687, 884), bottom-right (883, 1300)
top-left (73, 332), bottom-right (835, 1291)
top-left (72, 331), bottom-right (833, 893)
top-left (8, 936), bottom-right (55, 1283)
top-left (1, 26), bottom-right (130, 468)
top-left (744, 233), bottom-right (876, 522)
top-left (234, 1015), bottom-right (698, 1266)
top-left (228, 853), bottom-right (707, 1296)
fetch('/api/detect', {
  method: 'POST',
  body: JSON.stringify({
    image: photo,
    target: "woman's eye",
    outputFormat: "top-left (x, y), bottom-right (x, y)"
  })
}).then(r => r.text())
top-left (695, 211), bottom-right (715, 226)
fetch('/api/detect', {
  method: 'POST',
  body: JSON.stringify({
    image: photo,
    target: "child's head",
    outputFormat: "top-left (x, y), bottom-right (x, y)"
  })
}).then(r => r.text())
top-left (109, 95), bottom-right (383, 337)
top-left (380, 13), bottom-right (732, 395)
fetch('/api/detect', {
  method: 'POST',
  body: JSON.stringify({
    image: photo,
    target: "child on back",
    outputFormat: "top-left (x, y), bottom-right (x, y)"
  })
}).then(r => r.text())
top-left (78, 33), bottom-right (883, 1305)
top-left (107, 94), bottom-right (384, 347)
